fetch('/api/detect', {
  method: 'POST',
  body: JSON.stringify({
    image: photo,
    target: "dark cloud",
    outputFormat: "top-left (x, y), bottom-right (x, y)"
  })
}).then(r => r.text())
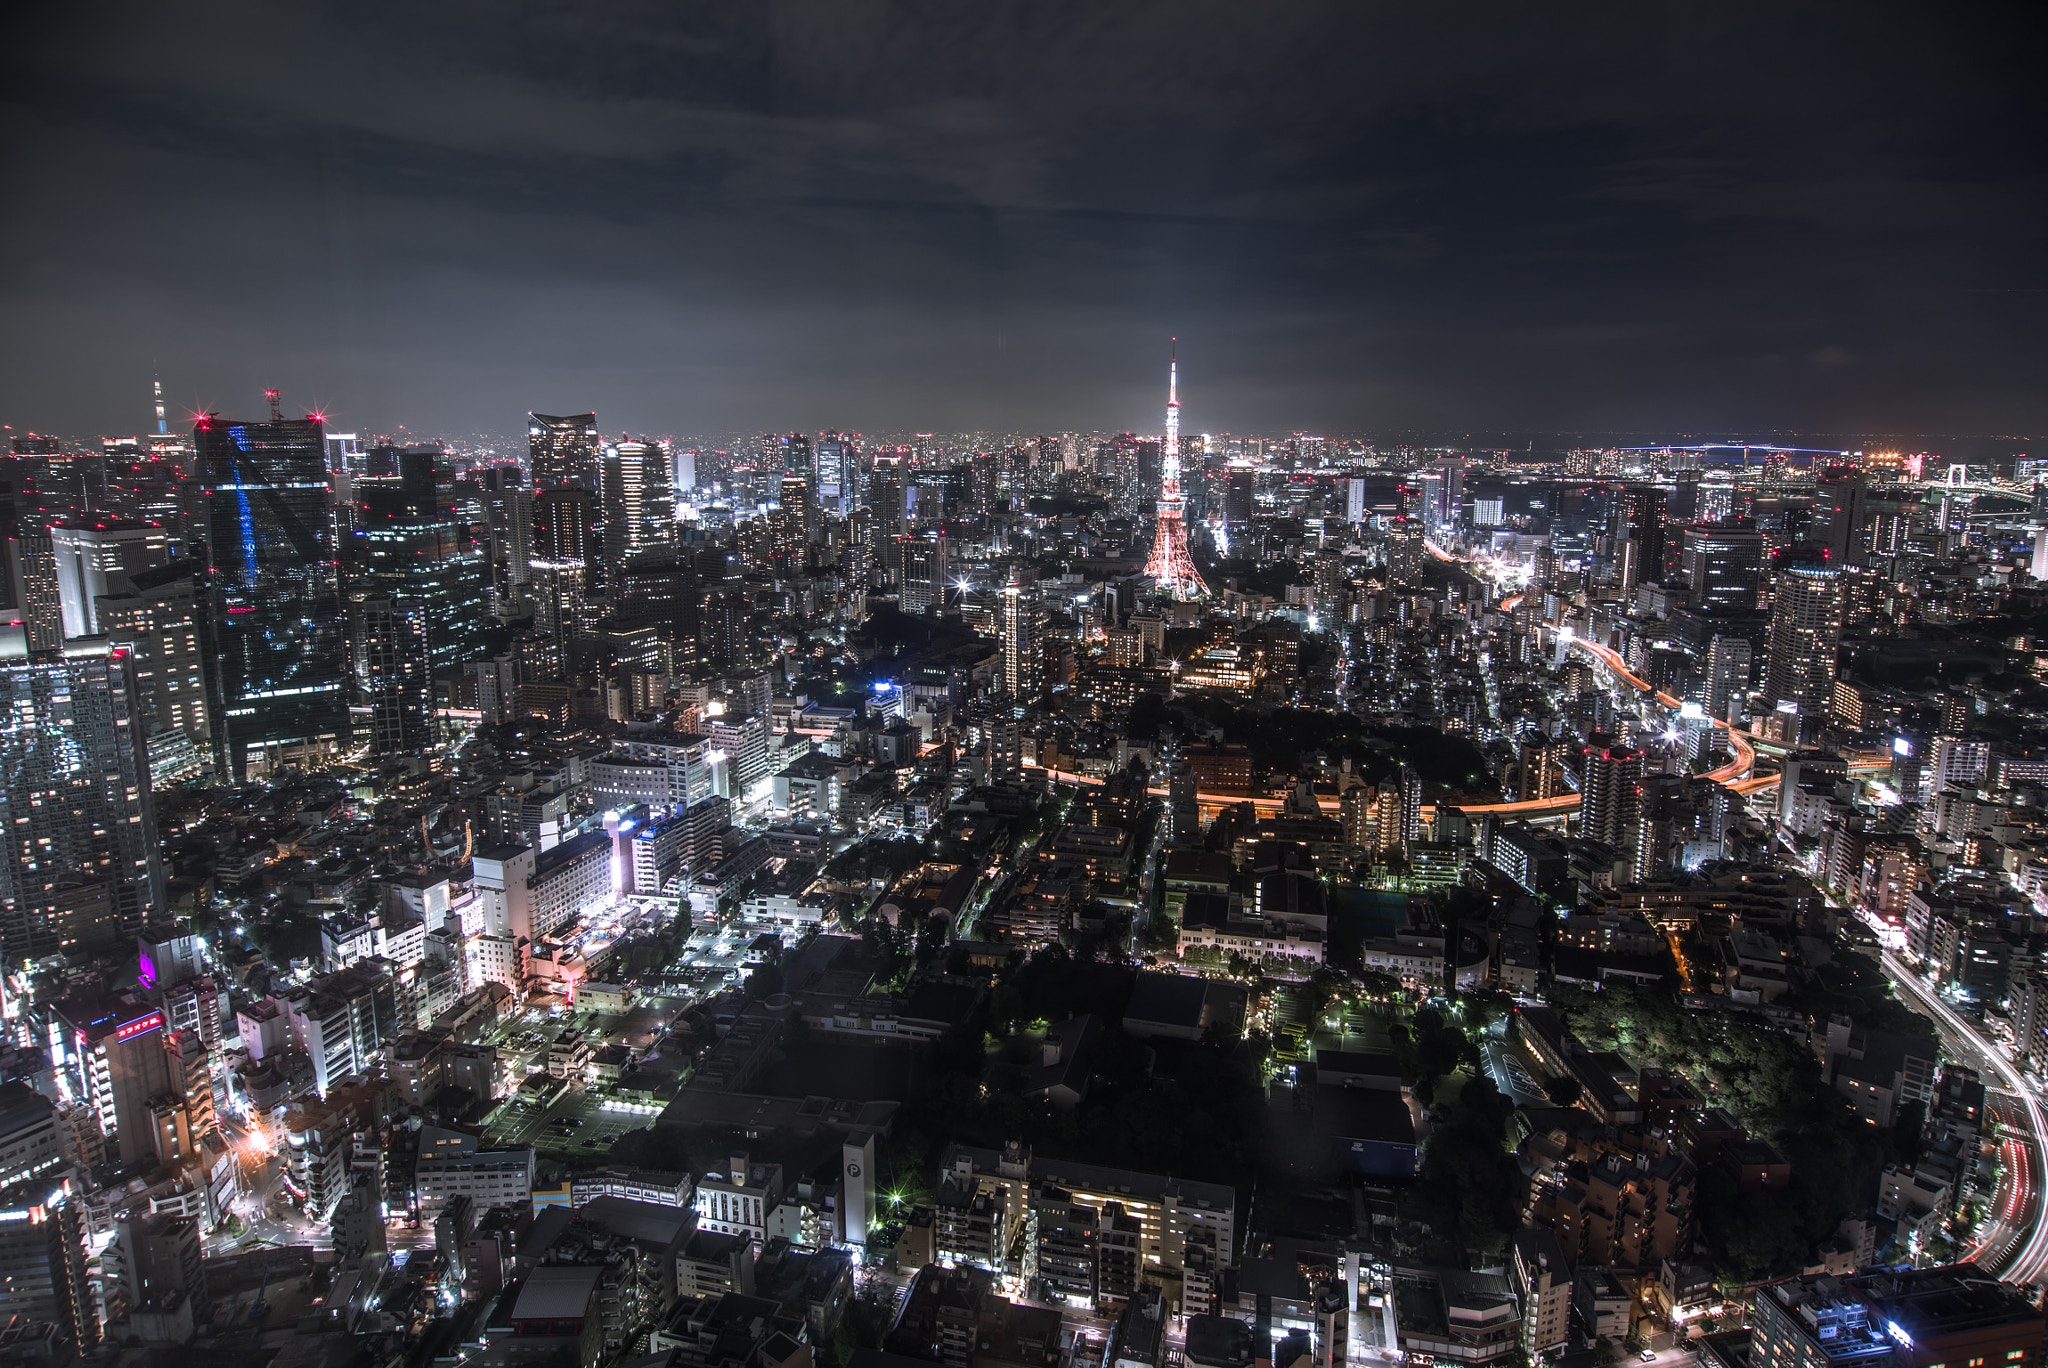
top-left (1, 1), bottom-right (2041, 443)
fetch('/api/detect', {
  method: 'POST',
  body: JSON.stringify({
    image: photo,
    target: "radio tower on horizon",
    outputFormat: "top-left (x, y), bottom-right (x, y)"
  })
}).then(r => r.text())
top-left (1142, 339), bottom-right (1209, 601)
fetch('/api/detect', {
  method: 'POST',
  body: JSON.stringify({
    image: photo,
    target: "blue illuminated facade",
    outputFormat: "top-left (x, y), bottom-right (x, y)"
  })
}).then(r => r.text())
top-left (194, 412), bottom-right (348, 778)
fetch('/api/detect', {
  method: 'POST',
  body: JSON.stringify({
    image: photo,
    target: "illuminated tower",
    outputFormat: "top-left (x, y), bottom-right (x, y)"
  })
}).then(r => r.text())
top-left (1142, 342), bottom-right (1209, 601)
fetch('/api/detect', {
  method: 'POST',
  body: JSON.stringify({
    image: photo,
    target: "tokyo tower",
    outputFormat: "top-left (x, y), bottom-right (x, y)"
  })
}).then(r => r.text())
top-left (1142, 340), bottom-right (1209, 600)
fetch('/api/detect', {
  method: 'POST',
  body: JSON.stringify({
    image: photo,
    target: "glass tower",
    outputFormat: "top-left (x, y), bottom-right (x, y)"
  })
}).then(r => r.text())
top-left (193, 412), bottom-right (347, 778)
top-left (0, 633), bottom-right (164, 958)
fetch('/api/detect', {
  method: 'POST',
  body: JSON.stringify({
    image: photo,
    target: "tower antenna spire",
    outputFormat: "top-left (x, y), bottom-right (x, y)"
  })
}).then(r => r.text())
top-left (1143, 339), bottom-right (1208, 601)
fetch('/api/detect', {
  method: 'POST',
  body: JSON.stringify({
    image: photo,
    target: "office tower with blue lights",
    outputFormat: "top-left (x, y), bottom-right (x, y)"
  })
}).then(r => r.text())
top-left (194, 408), bottom-right (347, 777)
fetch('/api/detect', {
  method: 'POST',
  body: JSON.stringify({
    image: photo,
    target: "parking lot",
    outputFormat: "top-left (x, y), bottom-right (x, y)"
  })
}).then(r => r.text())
top-left (484, 1085), bottom-right (663, 1158)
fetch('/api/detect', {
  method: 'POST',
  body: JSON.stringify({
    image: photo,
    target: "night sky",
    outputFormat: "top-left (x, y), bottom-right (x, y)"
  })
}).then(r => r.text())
top-left (2, 2), bottom-right (2041, 443)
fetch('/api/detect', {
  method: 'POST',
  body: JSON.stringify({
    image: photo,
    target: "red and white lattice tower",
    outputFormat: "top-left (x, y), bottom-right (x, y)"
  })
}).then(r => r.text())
top-left (1142, 340), bottom-right (1209, 600)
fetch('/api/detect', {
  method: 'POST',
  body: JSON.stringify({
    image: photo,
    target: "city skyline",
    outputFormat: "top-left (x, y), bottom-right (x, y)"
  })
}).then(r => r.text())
top-left (4, 5), bottom-right (2048, 1362)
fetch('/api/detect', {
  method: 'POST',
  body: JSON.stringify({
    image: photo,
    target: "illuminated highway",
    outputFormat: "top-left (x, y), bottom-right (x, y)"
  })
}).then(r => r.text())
top-left (1965, 1099), bottom-right (2033, 1273)
top-left (1881, 949), bottom-right (2048, 1285)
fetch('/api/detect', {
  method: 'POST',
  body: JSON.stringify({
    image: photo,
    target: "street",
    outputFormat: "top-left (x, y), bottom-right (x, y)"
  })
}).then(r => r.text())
top-left (1878, 949), bottom-right (2048, 1284)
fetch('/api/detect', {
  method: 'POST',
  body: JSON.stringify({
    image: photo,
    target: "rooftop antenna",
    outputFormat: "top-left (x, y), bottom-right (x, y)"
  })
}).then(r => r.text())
top-left (265, 388), bottom-right (282, 423)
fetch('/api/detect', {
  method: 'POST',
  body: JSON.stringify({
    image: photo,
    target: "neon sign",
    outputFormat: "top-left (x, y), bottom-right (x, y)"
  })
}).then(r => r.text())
top-left (114, 1012), bottom-right (164, 1043)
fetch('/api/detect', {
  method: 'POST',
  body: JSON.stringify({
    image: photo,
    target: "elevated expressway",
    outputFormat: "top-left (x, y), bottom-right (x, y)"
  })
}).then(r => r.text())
top-left (1030, 578), bottom-right (1770, 822)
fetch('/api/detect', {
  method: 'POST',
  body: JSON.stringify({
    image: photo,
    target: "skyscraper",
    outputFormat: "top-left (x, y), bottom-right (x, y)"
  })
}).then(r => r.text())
top-left (49, 520), bottom-right (169, 639)
top-left (345, 448), bottom-right (490, 728)
top-left (1766, 550), bottom-right (1848, 716)
top-left (9, 522), bottom-right (62, 653)
top-left (0, 1177), bottom-right (95, 1355)
top-left (600, 439), bottom-right (674, 563)
top-left (193, 409), bottom-right (347, 777)
top-left (1679, 521), bottom-right (1764, 613)
top-left (1385, 516), bottom-right (1425, 588)
top-left (93, 563), bottom-right (211, 753)
top-left (474, 466), bottom-right (532, 617)
top-left (357, 596), bottom-right (432, 757)
top-left (868, 454), bottom-right (907, 586)
top-left (532, 486), bottom-right (600, 671)
top-left (770, 474), bottom-right (811, 570)
top-left (1580, 737), bottom-right (1644, 859)
top-left (528, 412), bottom-right (600, 490)
top-left (1704, 634), bottom-right (1753, 723)
top-left (0, 631), bottom-right (164, 958)
top-left (813, 432), bottom-right (851, 514)
top-left (1142, 343), bottom-right (1209, 601)
top-left (997, 572), bottom-right (1034, 698)
top-left (1617, 483), bottom-right (1667, 598)
top-left (1813, 465), bottom-right (1870, 567)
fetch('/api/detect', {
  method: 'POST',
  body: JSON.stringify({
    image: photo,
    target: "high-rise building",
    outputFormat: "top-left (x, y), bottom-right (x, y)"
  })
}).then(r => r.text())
top-left (1704, 634), bottom-right (1753, 722)
top-left (1517, 738), bottom-right (1571, 801)
top-left (1618, 483), bottom-right (1666, 598)
top-left (1813, 465), bottom-right (1870, 567)
top-left (0, 1083), bottom-right (68, 1193)
top-left (358, 596), bottom-right (432, 757)
top-left (193, 409), bottom-right (347, 777)
top-left (1385, 516), bottom-right (1424, 588)
top-left (1224, 465), bottom-right (1255, 529)
top-left (1580, 737), bottom-right (1644, 859)
top-left (348, 447), bottom-right (491, 678)
top-left (528, 412), bottom-right (600, 490)
top-left (898, 537), bottom-right (950, 617)
top-left (997, 573), bottom-right (1035, 698)
top-left (813, 433), bottom-right (852, 515)
top-left (600, 439), bottom-right (674, 563)
top-left (0, 633), bottom-right (164, 958)
top-left (103, 1003), bottom-right (174, 1164)
top-left (868, 455), bottom-right (908, 587)
top-left (695, 584), bottom-right (744, 674)
top-left (531, 486), bottom-right (601, 672)
top-left (475, 466), bottom-right (532, 616)
top-left (1679, 522), bottom-right (1763, 613)
top-left (94, 563), bottom-right (211, 752)
top-left (779, 432), bottom-right (812, 481)
top-left (49, 520), bottom-right (170, 639)
top-left (0, 1178), bottom-right (95, 1355)
top-left (1766, 550), bottom-right (1848, 716)
top-left (770, 475), bottom-right (811, 569)
top-left (9, 522), bottom-right (62, 653)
